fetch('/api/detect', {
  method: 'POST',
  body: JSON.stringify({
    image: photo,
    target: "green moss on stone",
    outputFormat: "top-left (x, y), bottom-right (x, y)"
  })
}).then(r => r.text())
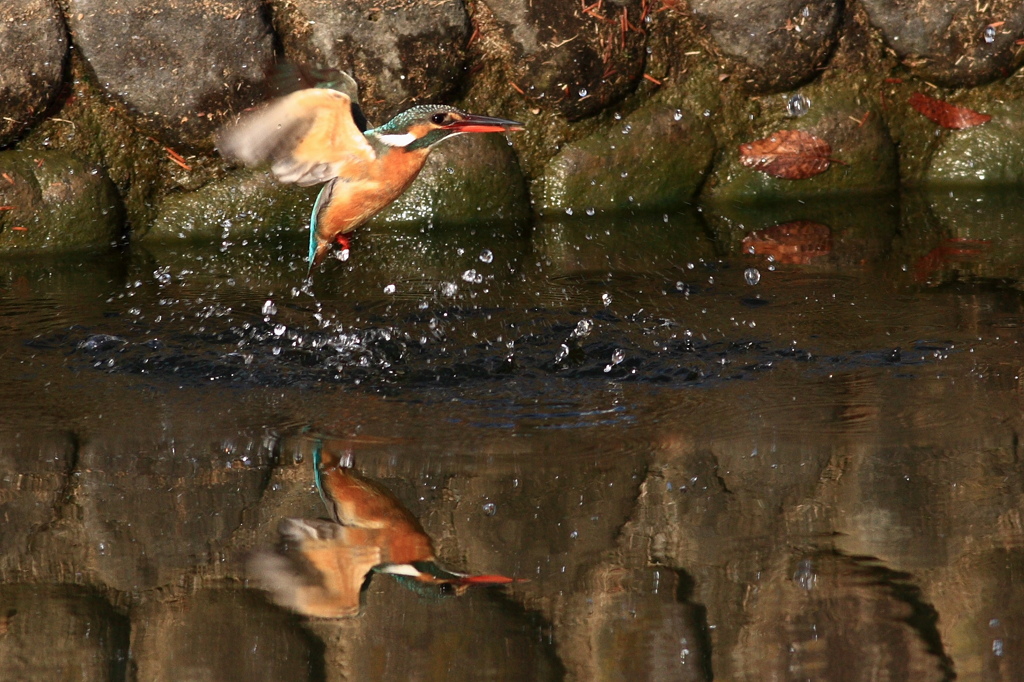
top-left (142, 169), bottom-right (318, 244)
top-left (0, 150), bottom-right (123, 253)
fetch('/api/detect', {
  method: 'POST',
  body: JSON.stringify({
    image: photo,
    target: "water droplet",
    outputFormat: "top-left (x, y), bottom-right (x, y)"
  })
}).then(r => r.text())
top-left (482, 502), bottom-right (497, 516)
top-left (565, 207), bottom-right (574, 216)
top-left (154, 267), bottom-right (172, 285)
top-left (383, 284), bottom-right (396, 294)
top-left (744, 267), bottom-right (761, 286)
top-left (793, 558), bottom-right (816, 590)
top-left (555, 343), bottom-right (570, 362)
top-left (585, 207), bottom-right (595, 216)
top-left (601, 293), bottom-right (613, 306)
top-left (273, 324), bottom-right (286, 336)
top-left (673, 109), bottom-right (683, 121)
top-left (621, 124), bottom-right (632, 134)
top-left (985, 25), bottom-right (996, 43)
top-left (461, 269), bottom-right (483, 283)
top-left (574, 318), bottom-right (593, 338)
top-left (604, 348), bottom-right (625, 372)
top-left (261, 300), bottom-right (277, 316)
top-left (440, 282), bottom-right (458, 297)
top-left (787, 93), bottom-right (810, 117)
top-left (578, 87), bottom-right (588, 97)
top-left (479, 249), bottom-right (493, 263)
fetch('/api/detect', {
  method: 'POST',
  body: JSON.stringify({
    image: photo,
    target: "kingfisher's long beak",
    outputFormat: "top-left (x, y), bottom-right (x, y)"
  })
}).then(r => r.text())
top-left (446, 114), bottom-right (524, 134)
top-left (452, 574), bottom-right (525, 585)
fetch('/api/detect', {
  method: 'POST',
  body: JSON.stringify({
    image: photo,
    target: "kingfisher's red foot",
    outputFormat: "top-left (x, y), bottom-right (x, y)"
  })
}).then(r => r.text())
top-left (334, 233), bottom-right (351, 251)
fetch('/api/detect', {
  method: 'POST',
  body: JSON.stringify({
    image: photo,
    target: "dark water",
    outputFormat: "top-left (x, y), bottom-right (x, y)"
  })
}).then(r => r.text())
top-left (1, 190), bottom-right (1024, 680)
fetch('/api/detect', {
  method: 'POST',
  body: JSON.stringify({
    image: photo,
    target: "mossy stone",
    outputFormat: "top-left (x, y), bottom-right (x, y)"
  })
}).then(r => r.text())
top-left (537, 102), bottom-right (715, 217)
top-left (0, 150), bottom-right (123, 253)
top-left (142, 169), bottom-right (318, 244)
top-left (701, 80), bottom-right (898, 202)
top-left (369, 133), bottom-right (531, 228)
top-left (924, 92), bottom-right (1024, 186)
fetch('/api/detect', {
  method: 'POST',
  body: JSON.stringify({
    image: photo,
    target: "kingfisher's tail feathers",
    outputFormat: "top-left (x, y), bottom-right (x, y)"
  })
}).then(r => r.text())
top-left (307, 182), bottom-right (330, 272)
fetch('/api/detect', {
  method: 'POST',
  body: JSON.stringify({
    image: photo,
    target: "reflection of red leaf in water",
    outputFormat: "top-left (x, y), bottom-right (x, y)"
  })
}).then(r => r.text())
top-left (738, 130), bottom-right (834, 179)
top-left (914, 237), bottom-right (991, 283)
top-left (908, 92), bottom-right (991, 129)
top-left (742, 221), bottom-right (832, 265)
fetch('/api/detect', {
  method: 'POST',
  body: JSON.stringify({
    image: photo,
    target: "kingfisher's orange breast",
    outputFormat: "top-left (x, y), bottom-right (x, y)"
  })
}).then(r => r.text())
top-left (318, 147), bottom-right (430, 238)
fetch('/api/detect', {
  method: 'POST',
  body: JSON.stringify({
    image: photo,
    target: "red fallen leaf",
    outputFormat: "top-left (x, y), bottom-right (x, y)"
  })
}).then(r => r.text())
top-left (908, 92), bottom-right (991, 129)
top-left (738, 130), bottom-right (835, 180)
top-left (742, 221), bottom-right (832, 265)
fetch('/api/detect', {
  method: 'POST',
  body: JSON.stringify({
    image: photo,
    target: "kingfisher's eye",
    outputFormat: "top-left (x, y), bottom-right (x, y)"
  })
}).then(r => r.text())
top-left (430, 112), bottom-right (448, 125)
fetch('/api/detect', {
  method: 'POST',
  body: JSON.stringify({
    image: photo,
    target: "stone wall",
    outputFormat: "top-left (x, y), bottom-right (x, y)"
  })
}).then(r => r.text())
top-left (3, 0), bottom-right (1024, 252)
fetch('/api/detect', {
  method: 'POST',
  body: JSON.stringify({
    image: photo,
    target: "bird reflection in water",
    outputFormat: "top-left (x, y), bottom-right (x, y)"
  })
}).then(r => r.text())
top-left (249, 443), bottom-right (518, 617)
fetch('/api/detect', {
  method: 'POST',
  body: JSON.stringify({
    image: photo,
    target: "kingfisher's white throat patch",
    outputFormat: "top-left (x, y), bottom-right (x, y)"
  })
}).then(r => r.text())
top-left (378, 564), bottom-right (422, 577)
top-left (375, 132), bottom-right (417, 147)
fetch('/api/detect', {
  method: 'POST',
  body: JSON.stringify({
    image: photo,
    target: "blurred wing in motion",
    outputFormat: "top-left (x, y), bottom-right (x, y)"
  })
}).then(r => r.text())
top-left (248, 517), bottom-right (381, 618)
top-left (217, 88), bottom-right (377, 187)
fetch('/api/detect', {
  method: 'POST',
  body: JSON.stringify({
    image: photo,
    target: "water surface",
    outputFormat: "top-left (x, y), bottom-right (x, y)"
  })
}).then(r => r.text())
top-left (1, 191), bottom-right (1023, 680)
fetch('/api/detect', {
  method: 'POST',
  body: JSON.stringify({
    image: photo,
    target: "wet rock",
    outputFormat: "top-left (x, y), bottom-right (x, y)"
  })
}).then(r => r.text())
top-left (862, 0), bottom-right (1024, 87)
top-left (271, 0), bottom-right (471, 123)
top-left (701, 80), bottom-right (898, 202)
top-left (479, 0), bottom-right (646, 121)
top-left (0, 433), bottom-right (75, 563)
top-left (132, 589), bottom-right (321, 681)
top-left (690, 0), bottom-right (841, 92)
top-left (920, 89), bottom-right (1024, 186)
top-left (65, 0), bottom-right (273, 150)
top-left (141, 169), bottom-right (317, 243)
top-left (537, 102), bottom-right (715, 216)
top-left (0, 150), bottom-right (124, 253)
top-left (0, 0), bottom-right (68, 147)
top-left (0, 585), bottom-right (130, 680)
top-left (370, 133), bottom-right (530, 227)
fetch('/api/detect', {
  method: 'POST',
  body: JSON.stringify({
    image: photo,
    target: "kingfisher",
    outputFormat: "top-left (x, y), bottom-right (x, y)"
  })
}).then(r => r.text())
top-left (217, 72), bottom-right (524, 273)
top-left (248, 443), bottom-right (518, 617)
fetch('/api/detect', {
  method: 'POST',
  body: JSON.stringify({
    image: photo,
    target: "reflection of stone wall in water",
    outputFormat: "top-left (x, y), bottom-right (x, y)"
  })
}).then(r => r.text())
top-left (5, 1), bottom-right (1024, 250)
top-left (2, 334), bottom-right (1024, 678)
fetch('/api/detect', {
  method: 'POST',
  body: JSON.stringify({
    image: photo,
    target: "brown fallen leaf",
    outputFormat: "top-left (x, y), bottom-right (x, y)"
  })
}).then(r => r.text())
top-left (742, 221), bottom-right (832, 265)
top-left (739, 130), bottom-right (835, 180)
top-left (908, 92), bottom-right (991, 129)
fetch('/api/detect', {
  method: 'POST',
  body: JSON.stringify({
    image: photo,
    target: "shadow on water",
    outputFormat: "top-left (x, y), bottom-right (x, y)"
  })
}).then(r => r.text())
top-left (2, 190), bottom-right (1024, 678)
